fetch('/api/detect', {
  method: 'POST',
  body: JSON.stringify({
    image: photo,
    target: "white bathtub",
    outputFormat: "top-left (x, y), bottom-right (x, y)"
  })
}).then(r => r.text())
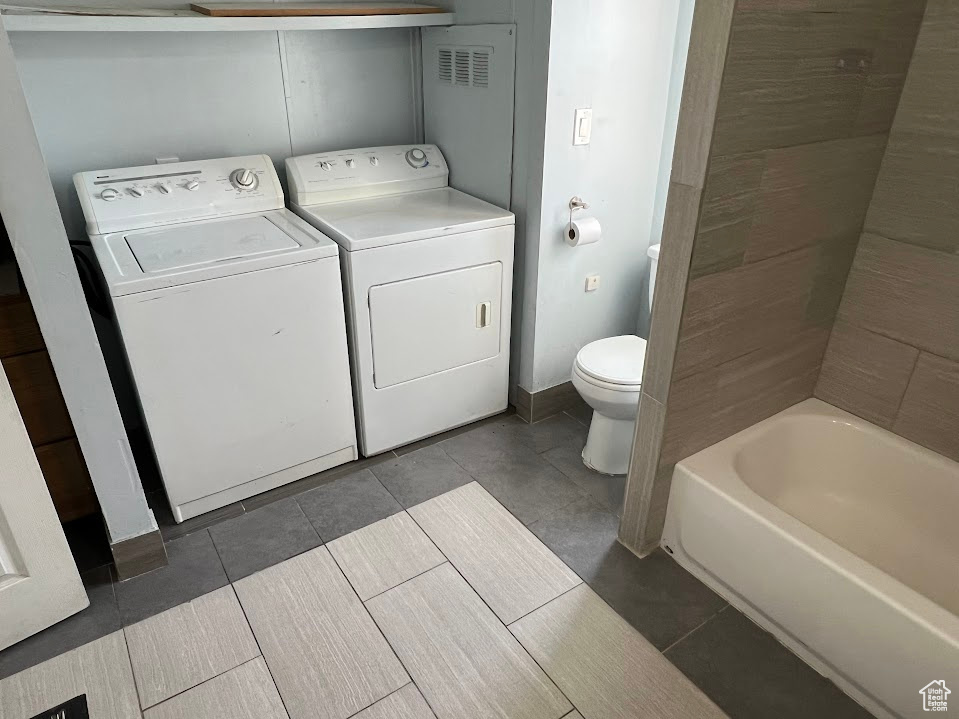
top-left (662, 398), bottom-right (959, 719)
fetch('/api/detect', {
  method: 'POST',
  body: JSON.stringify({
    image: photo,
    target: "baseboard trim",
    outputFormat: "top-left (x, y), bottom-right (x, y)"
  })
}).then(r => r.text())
top-left (111, 529), bottom-right (167, 581)
top-left (515, 381), bottom-right (581, 424)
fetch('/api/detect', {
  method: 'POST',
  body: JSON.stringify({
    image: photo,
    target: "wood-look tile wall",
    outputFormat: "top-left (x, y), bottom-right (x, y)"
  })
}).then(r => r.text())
top-left (815, 0), bottom-right (959, 463)
top-left (620, 0), bottom-right (927, 555)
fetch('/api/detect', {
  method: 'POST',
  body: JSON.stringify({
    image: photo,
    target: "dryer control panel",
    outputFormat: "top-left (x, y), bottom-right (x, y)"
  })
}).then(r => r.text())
top-left (287, 144), bottom-right (449, 206)
top-left (74, 155), bottom-right (284, 235)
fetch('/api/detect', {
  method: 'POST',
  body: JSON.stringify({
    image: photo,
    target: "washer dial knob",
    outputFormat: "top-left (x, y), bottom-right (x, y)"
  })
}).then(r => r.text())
top-left (405, 148), bottom-right (428, 168)
top-left (157, 183), bottom-right (173, 195)
top-left (319, 161), bottom-right (333, 172)
top-left (185, 180), bottom-right (200, 191)
top-left (230, 168), bottom-right (258, 190)
top-left (128, 187), bottom-right (144, 198)
top-left (100, 188), bottom-right (120, 201)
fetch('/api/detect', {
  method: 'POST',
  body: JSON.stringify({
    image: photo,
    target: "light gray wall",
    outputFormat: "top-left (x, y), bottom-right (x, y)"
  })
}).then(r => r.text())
top-left (8, 19), bottom-right (421, 539)
top-left (11, 29), bottom-right (419, 246)
top-left (436, 0), bottom-right (690, 395)
top-left (527, 0), bottom-right (685, 392)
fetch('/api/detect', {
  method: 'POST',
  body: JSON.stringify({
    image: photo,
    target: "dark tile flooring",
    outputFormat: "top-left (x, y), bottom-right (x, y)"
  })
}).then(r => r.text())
top-left (209, 497), bottom-right (321, 582)
top-left (0, 405), bottom-right (873, 719)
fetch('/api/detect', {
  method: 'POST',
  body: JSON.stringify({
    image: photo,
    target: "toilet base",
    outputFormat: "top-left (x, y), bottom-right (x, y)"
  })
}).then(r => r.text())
top-left (582, 411), bottom-right (635, 476)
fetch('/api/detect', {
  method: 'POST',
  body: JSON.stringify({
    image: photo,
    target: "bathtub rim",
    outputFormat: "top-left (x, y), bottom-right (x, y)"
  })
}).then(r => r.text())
top-left (661, 397), bottom-right (959, 719)
top-left (672, 397), bottom-right (959, 639)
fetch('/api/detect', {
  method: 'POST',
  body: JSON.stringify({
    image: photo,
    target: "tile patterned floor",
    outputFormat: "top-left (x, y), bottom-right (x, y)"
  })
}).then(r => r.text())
top-left (0, 408), bottom-right (873, 719)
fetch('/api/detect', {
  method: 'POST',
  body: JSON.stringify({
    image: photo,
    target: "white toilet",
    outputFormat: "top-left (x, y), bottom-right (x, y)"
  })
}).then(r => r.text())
top-left (571, 243), bottom-right (660, 475)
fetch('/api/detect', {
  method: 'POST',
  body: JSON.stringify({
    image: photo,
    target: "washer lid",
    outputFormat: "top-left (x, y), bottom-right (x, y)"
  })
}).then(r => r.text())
top-left (127, 216), bottom-right (299, 273)
top-left (295, 188), bottom-right (515, 251)
top-left (575, 335), bottom-right (648, 386)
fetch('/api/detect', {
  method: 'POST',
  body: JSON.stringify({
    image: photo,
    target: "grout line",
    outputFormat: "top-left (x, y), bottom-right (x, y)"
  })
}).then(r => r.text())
top-left (340, 510), bottom-right (448, 603)
top-left (360, 606), bottom-right (443, 719)
top-left (660, 606), bottom-right (726, 655)
top-left (891, 348), bottom-right (922, 421)
top-left (340, 681), bottom-right (414, 719)
top-left (369, 473), bottom-right (406, 516)
top-left (404, 508), bottom-right (516, 626)
top-left (373, 554), bottom-right (580, 719)
top-left (203, 528), bottom-right (231, 589)
top-left (400, 506), bottom-right (581, 716)
top-left (563, 408), bottom-right (590, 428)
top-left (231, 586), bottom-right (295, 719)
top-left (118, 620), bottom-right (147, 712)
top-left (324, 543), bottom-right (413, 690)
top-left (358, 557), bottom-right (447, 604)
top-left (142, 653), bottom-right (265, 712)
top-left (291, 498), bottom-right (324, 549)
top-left (328, 526), bottom-right (449, 719)
top-left (295, 502), bottom-right (329, 545)
top-left (506, 580), bottom-right (584, 628)
top-left (323, 550), bottom-right (449, 719)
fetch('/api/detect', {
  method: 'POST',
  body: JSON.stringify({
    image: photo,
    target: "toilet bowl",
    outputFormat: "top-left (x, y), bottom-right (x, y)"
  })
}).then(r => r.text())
top-left (571, 243), bottom-right (659, 475)
top-left (572, 335), bottom-right (647, 475)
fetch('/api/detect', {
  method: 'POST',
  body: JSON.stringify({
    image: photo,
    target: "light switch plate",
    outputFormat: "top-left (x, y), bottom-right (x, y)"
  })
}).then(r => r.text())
top-left (573, 108), bottom-right (593, 146)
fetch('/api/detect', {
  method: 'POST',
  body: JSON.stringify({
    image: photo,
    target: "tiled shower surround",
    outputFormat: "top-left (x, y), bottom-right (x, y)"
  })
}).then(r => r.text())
top-left (816, 0), bottom-right (959, 462)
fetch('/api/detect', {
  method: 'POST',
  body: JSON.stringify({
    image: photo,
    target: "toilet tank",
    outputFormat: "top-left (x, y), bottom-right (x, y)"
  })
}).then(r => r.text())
top-left (647, 243), bottom-right (660, 308)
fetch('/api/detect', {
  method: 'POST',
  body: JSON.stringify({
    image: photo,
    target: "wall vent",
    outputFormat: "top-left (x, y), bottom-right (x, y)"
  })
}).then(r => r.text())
top-left (438, 48), bottom-right (452, 83)
top-left (437, 46), bottom-right (493, 89)
top-left (454, 49), bottom-right (471, 86)
top-left (472, 49), bottom-right (490, 88)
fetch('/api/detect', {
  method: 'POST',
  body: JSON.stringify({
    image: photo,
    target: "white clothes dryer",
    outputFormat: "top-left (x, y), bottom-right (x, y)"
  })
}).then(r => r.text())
top-left (75, 155), bottom-right (357, 521)
top-left (287, 145), bottom-right (515, 456)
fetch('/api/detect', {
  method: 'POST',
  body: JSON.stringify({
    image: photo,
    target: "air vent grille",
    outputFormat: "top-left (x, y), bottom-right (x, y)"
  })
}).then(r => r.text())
top-left (454, 49), bottom-right (470, 86)
top-left (438, 48), bottom-right (452, 83)
top-left (472, 49), bottom-right (490, 88)
top-left (437, 45), bottom-right (493, 89)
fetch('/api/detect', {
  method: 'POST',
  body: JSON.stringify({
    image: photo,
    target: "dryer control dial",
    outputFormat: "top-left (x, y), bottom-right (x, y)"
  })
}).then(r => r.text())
top-left (230, 168), bottom-right (258, 191)
top-left (405, 148), bottom-right (429, 168)
top-left (100, 188), bottom-right (120, 201)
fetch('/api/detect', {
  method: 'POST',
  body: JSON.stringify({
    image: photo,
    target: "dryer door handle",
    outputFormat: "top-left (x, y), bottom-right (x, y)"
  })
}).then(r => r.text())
top-left (476, 301), bottom-right (492, 328)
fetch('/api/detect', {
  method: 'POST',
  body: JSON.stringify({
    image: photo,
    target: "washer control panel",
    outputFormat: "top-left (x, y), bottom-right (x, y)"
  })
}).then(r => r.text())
top-left (74, 155), bottom-right (284, 235)
top-left (286, 144), bottom-right (449, 206)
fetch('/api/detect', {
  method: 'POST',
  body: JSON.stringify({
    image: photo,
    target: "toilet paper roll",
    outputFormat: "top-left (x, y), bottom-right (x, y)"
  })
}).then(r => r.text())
top-left (566, 216), bottom-right (602, 247)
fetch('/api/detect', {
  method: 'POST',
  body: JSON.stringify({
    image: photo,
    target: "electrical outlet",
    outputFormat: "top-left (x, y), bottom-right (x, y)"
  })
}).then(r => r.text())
top-left (585, 274), bottom-right (600, 292)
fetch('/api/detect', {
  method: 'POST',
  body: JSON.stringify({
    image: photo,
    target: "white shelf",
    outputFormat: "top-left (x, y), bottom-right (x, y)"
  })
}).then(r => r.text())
top-left (0, 9), bottom-right (455, 31)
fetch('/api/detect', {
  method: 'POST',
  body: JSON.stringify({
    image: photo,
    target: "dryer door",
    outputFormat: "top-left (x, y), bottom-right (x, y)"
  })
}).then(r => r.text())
top-left (368, 262), bottom-right (502, 388)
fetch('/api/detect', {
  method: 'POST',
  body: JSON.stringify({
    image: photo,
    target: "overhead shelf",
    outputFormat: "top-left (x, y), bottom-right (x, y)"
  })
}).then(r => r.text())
top-left (0, 8), bottom-right (455, 31)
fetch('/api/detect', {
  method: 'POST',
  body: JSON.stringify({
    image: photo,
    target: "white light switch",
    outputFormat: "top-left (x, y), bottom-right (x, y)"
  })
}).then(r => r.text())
top-left (573, 108), bottom-right (593, 146)
top-left (585, 274), bottom-right (600, 292)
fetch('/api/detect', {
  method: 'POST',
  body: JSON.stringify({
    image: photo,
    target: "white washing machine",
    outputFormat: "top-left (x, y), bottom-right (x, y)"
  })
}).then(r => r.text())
top-left (75, 155), bottom-right (357, 521)
top-left (287, 145), bottom-right (515, 456)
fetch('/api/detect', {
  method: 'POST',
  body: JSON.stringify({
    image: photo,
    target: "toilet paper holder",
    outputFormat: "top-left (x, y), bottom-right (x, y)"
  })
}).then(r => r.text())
top-left (568, 196), bottom-right (589, 227)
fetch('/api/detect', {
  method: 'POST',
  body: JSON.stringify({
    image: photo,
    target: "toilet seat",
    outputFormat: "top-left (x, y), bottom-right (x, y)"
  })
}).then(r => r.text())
top-left (574, 335), bottom-right (647, 388)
